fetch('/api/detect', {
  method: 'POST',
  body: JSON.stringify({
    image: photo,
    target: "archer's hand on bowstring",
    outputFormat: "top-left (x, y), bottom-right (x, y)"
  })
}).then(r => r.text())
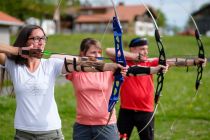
top-left (18, 45), bottom-right (43, 59)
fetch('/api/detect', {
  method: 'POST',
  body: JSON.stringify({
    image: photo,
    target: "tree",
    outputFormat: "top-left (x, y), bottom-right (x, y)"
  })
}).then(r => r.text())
top-left (0, 0), bottom-right (57, 20)
top-left (156, 9), bottom-right (166, 27)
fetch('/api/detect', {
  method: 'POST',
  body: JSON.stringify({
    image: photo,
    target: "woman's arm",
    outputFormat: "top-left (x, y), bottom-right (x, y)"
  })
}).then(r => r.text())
top-left (62, 60), bottom-right (126, 74)
top-left (106, 48), bottom-right (141, 61)
top-left (0, 44), bottom-right (43, 65)
top-left (0, 44), bottom-right (19, 55)
top-left (51, 54), bottom-right (126, 74)
top-left (0, 44), bottom-right (19, 65)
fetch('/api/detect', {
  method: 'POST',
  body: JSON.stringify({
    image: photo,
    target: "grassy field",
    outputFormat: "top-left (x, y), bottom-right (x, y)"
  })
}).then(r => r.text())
top-left (0, 33), bottom-right (210, 139)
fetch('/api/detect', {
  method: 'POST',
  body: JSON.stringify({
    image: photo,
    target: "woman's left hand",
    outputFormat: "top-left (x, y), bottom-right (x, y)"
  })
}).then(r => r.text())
top-left (116, 64), bottom-right (128, 77)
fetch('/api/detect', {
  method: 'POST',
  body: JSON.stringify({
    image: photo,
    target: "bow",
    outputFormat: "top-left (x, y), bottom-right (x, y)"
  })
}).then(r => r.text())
top-left (140, 2), bottom-right (166, 105)
top-left (190, 16), bottom-right (205, 95)
top-left (174, 3), bottom-right (205, 94)
top-left (92, 1), bottom-right (127, 139)
top-left (108, 0), bottom-right (127, 113)
top-left (138, 1), bottom-right (166, 133)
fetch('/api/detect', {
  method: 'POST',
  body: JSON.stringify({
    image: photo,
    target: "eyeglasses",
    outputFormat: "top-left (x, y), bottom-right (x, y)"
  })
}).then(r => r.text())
top-left (28, 36), bottom-right (48, 43)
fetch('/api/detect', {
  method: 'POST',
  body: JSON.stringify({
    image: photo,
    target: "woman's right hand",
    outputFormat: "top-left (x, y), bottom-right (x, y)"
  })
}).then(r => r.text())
top-left (19, 45), bottom-right (42, 59)
top-left (109, 63), bottom-right (128, 76)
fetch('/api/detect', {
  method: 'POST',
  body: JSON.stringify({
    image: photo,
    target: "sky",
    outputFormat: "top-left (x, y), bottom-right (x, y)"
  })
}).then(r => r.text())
top-left (80, 0), bottom-right (210, 29)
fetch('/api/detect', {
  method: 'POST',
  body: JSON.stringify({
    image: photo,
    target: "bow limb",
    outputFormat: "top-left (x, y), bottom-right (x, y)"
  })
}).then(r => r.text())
top-left (190, 16), bottom-right (205, 94)
top-left (141, 1), bottom-right (166, 104)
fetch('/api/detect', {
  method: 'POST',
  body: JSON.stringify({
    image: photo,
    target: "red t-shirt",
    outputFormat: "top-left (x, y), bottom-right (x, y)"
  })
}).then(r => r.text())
top-left (120, 58), bottom-right (159, 112)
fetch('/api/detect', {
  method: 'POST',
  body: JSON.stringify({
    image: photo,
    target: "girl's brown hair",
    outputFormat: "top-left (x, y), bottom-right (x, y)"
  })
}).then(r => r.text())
top-left (79, 38), bottom-right (102, 56)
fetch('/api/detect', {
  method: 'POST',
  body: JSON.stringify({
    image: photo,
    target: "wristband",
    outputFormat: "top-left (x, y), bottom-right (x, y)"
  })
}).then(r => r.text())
top-left (18, 49), bottom-right (30, 56)
top-left (193, 59), bottom-right (196, 66)
top-left (21, 50), bottom-right (30, 55)
top-left (185, 58), bottom-right (188, 66)
top-left (18, 48), bottom-right (22, 56)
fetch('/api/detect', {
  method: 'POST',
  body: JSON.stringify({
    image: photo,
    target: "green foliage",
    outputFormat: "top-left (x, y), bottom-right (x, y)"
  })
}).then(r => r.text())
top-left (1, 34), bottom-right (210, 139)
top-left (72, 0), bottom-right (81, 6)
top-left (0, 0), bottom-right (57, 20)
top-left (156, 9), bottom-right (166, 27)
top-left (0, 0), bottom-right (79, 20)
top-left (0, 96), bottom-right (16, 139)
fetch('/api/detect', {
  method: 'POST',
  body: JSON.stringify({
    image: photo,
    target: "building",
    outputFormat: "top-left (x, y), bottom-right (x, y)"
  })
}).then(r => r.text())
top-left (25, 17), bottom-right (56, 35)
top-left (191, 3), bottom-right (210, 36)
top-left (0, 11), bottom-right (24, 45)
top-left (75, 3), bottom-right (157, 36)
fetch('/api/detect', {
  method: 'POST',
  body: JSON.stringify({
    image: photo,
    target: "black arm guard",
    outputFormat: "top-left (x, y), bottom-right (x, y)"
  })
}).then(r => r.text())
top-left (127, 65), bottom-right (150, 76)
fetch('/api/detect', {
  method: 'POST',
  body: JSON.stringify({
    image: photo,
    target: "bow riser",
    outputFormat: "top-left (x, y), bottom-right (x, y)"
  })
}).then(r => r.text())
top-left (113, 17), bottom-right (126, 67)
top-left (108, 16), bottom-right (126, 112)
top-left (194, 29), bottom-right (205, 91)
top-left (108, 79), bottom-right (123, 112)
top-left (154, 29), bottom-right (166, 104)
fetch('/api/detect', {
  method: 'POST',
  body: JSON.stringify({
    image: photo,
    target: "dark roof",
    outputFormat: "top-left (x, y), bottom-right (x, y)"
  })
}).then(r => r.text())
top-left (192, 3), bottom-right (210, 16)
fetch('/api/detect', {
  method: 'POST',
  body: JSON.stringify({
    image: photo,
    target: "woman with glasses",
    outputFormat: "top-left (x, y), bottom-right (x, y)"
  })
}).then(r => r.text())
top-left (0, 25), bottom-right (128, 140)
top-left (0, 25), bottom-right (65, 140)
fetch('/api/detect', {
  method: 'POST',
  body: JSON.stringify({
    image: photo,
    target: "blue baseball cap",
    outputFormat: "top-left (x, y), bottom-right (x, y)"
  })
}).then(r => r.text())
top-left (129, 37), bottom-right (148, 48)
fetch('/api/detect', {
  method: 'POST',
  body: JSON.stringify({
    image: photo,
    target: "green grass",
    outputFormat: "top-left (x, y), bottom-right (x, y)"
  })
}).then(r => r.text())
top-left (0, 34), bottom-right (210, 139)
